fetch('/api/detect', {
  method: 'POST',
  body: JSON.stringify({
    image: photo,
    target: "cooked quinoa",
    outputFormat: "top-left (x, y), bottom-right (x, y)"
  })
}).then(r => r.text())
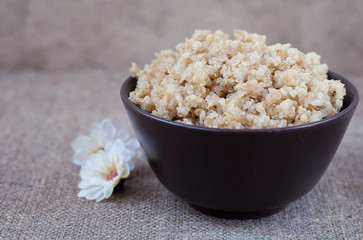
top-left (129, 29), bottom-right (346, 129)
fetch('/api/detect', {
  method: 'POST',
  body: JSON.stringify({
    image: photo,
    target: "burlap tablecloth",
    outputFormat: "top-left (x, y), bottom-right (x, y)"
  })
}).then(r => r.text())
top-left (1, 69), bottom-right (362, 239)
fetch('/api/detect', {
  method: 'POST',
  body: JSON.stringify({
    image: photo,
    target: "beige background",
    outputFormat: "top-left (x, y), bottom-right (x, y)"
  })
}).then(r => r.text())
top-left (1, 1), bottom-right (362, 239)
top-left (1, 0), bottom-right (363, 75)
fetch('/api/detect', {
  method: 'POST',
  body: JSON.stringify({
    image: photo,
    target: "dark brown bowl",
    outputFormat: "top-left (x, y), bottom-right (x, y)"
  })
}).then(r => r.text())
top-left (120, 71), bottom-right (359, 219)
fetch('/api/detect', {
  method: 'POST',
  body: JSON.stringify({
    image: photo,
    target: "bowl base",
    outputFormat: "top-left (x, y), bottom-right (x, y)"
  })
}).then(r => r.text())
top-left (189, 203), bottom-right (285, 219)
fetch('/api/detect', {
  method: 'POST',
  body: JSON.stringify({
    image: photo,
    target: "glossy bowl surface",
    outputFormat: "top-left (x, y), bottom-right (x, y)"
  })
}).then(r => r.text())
top-left (121, 71), bottom-right (359, 219)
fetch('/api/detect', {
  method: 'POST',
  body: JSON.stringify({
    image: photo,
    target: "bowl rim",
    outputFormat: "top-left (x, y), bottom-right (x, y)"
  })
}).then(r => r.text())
top-left (121, 71), bottom-right (359, 133)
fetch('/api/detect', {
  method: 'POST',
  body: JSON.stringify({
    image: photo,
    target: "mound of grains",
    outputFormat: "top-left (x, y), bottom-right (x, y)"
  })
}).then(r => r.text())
top-left (129, 30), bottom-right (346, 129)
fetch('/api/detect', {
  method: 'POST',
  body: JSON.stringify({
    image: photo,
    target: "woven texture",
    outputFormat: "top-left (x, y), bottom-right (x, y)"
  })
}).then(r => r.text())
top-left (0, 69), bottom-right (362, 239)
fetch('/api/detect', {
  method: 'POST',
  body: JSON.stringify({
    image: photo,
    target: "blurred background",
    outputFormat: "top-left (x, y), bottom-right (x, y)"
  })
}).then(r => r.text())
top-left (1, 0), bottom-right (362, 76)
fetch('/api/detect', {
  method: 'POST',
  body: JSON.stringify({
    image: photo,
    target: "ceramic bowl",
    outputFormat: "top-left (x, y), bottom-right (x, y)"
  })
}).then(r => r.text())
top-left (120, 71), bottom-right (359, 219)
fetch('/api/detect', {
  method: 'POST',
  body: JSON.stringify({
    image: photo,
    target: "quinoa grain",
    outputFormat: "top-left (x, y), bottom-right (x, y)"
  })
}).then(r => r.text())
top-left (129, 30), bottom-right (346, 129)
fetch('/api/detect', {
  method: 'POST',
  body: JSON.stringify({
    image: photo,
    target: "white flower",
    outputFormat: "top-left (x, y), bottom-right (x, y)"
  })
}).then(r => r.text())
top-left (77, 140), bottom-right (130, 202)
top-left (71, 119), bottom-right (142, 166)
top-left (73, 118), bottom-right (143, 201)
top-left (113, 129), bottom-right (142, 170)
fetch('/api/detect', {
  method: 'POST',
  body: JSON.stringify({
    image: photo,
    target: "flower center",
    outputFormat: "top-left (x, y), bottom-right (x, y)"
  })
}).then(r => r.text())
top-left (108, 170), bottom-right (118, 181)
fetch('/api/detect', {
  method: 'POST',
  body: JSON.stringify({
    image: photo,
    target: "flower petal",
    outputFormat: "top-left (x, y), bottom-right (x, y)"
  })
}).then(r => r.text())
top-left (125, 138), bottom-right (141, 150)
top-left (72, 151), bottom-right (92, 166)
top-left (71, 136), bottom-right (98, 153)
top-left (105, 139), bottom-right (125, 155)
top-left (104, 184), bottom-right (114, 199)
top-left (95, 192), bottom-right (106, 202)
top-left (116, 128), bottom-right (131, 141)
top-left (85, 151), bottom-right (110, 174)
top-left (117, 161), bottom-right (130, 179)
top-left (78, 178), bottom-right (107, 189)
top-left (90, 119), bottom-right (117, 146)
top-left (77, 189), bottom-right (88, 198)
top-left (102, 152), bottom-right (117, 173)
top-left (78, 185), bottom-right (102, 199)
top-left (80, 167), bottom-right (105, 180)
top-left (127, 160), bottom-right (135, 171)
top-left (85, 189), bottom-right (103, 201)
top-left (101, 119), bottom-right (117, 139)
